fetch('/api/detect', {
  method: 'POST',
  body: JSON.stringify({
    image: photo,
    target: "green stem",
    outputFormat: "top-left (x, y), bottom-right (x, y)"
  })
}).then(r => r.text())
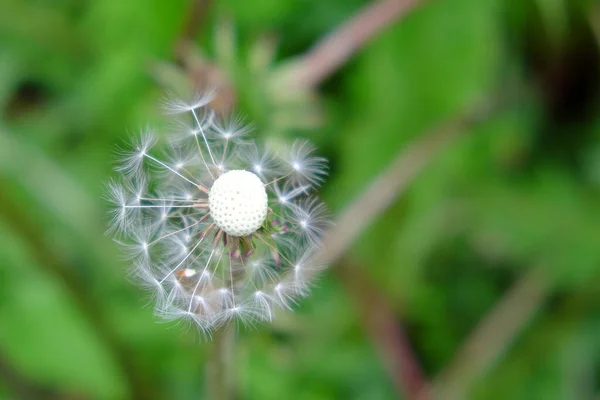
top-left (207, 323), bottom-right (235, 400)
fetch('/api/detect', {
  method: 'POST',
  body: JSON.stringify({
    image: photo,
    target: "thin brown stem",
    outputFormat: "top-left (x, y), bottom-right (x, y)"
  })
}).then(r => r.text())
top-left (423, 269), bottom-right (551, 400)
top-left (336, 259), bottom-right (428, 400)
top-left (312, 99), bottom-right (496, 268)
top-left (306, 98), bottom-right (498, 400)
top-left (174, 0), bottom-right (213, 62)
top-left (290, 0), bottom-right (428, 88)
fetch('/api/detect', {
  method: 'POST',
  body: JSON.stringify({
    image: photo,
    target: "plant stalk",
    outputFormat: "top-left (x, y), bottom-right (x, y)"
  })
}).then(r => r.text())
top-left (206, 323), bottom-right (236, 400)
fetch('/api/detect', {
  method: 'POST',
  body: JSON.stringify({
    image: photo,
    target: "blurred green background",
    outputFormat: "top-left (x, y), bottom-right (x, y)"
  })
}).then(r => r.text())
top-left (1, 0), bottom-right (600, 399)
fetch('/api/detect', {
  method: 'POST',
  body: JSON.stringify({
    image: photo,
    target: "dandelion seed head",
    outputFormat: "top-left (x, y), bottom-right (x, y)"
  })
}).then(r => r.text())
top-left (107, 92), bottom-right (330, 336)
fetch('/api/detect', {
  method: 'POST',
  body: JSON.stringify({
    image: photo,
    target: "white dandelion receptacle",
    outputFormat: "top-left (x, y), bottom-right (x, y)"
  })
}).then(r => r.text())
top-left (208, 170), bottom-right (268, 237)
top-left (107, 92), bottom-right (330, 334)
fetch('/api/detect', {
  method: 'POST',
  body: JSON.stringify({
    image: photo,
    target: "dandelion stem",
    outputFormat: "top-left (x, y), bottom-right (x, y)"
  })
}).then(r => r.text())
top-left (206, 323), bottom-right (236, 400)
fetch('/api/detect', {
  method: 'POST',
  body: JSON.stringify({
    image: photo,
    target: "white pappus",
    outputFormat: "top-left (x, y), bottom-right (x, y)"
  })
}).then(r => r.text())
top-left (107, 91), bottom-right (330, 335)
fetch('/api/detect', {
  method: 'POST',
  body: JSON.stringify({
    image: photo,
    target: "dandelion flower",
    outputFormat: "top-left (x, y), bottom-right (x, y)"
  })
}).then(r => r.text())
top-left (107, 93), bottom-right (330, 334)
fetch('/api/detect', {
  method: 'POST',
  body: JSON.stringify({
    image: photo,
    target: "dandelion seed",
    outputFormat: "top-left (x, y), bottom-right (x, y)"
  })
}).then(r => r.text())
top-left (162, 90), bottom-right (216, 114)
top-left (285, 140), bottom-right (328, 186)
top-left (107, 93), bottom-right (330, 335)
